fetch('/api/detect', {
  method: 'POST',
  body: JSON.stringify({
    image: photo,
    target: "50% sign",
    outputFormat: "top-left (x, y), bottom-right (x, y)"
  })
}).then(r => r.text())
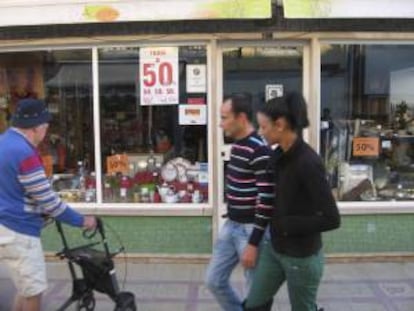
top-left (139, 47), bottom-right (179, 105)
top-left (352, 137), bottom-right (380, 157)
top-left (106, 154), bottom-right (129, 175)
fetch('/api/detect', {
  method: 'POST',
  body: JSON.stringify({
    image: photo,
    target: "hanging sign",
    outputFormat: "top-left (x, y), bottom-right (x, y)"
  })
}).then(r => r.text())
top-left (0, 1), bottom-right (272, 27)
top-left (283, 0), bottom-right (414, 19)
top-left (265, 84), bottom-right (284, 101)
top-left (353, 137), bottom-right (380, 157)
top-left (106, 154), bottom-right (129, 174)
top-left (186, 64), bottom-right (207, 93)
top-left (140, 47), bottom-right (179, 106)
top-left (179, 104), bottom-right (207, 125)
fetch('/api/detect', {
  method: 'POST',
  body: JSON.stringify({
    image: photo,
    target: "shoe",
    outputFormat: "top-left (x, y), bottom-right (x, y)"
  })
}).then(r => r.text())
top-left (242, 299), bottom-right (273, 311)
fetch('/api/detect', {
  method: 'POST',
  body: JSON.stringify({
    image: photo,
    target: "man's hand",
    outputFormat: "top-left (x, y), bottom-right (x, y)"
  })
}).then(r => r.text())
top-left (83, 216), bottom-right (97, 230)
top-left (241, 244), bottom-right (258, 269)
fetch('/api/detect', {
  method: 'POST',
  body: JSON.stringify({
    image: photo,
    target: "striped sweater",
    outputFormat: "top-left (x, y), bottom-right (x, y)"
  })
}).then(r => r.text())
top-left (226, 132), bottom-right (274, 246)
top-left (0, 128), bottom-right (83, 237)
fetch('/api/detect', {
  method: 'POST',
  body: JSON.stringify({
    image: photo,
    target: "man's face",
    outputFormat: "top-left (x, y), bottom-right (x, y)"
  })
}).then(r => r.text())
top-left (220, 100), bottom-right (243, 139)
top-left (32, 123), bottom-right (49, 146)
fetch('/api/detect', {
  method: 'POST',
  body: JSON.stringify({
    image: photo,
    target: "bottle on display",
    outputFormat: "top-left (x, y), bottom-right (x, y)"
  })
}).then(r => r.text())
top-left (153, 188), bottom-right (161, 203)
top-left (78, 161), bottom-right (86, 201)
top-left (147, 150), bottom-right (156, 172)
top-left (120, 175), bottom-right (130, 202)
top-left (85, 171), bottom-right (96, 202)
top-left (152, 162), bottom-right (162, 186)
top-left (104, 180), bottom-right (113, 201)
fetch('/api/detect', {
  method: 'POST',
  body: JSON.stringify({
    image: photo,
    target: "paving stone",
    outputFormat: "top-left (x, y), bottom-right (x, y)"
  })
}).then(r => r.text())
top-left (1, 262), bottom-right (414, 311)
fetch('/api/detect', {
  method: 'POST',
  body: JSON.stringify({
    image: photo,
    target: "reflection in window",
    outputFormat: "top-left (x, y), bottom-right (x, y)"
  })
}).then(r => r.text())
top-left (99, 46), bottom-right (208, 203)
top-left (321, 44), bottom-right (414, 201)
top-left (0, 50), bottom-right (95, 203)
top-left (223, 46), bottom-right (303, 141)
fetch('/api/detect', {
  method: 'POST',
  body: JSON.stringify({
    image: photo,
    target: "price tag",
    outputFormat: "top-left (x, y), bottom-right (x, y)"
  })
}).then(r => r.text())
top-left (106, 154), bottom-right (128, 174)
top-left (353, 137), bottom-right (380, 157)
top-left (140, 47), bottom-right (179, 105)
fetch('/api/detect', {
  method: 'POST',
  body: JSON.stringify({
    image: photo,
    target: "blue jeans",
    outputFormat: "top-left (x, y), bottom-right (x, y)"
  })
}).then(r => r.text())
top-left (205, 219), bottom-right (257, 311)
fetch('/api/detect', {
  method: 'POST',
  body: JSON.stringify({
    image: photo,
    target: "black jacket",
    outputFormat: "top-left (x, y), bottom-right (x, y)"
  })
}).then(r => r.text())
top-left (270, 138), bottom-right (340, 257)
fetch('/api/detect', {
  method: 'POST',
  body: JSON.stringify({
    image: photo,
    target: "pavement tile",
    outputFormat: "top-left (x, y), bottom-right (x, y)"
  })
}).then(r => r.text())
top-left (318, 282), bottom-right (375, 298)
top-left (1, 261), bottom-right (414, 311)
top-left (394, 300), bottom-right (414, 311)
top-left (349, 302), bottom-right (388, 311)
top-left (378, 281), bottom-right (414, 298)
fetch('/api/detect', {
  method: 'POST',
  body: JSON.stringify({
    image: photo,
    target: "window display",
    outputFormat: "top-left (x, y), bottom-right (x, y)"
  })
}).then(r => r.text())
top-left (321, 44), bottom-right (414, 201)
top-left (98, 46), bottom-right (209, 203)
top-left (0, 46), bottom-right (209, 206)
top-left (0, 50), bottom-right (95, 202)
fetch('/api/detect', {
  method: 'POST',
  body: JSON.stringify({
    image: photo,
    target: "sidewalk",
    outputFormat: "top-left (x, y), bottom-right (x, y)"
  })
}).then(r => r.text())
top-left (1, 260), bottom-right (414, 311)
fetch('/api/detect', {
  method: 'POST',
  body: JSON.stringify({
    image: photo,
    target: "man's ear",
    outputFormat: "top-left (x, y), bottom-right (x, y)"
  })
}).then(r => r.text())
top-left (237, 112), bottom-right (249, 123)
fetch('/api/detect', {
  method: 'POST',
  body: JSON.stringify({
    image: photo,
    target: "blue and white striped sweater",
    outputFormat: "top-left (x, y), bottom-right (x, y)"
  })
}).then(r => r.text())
top-left (0, 128), bottom-right (83, 237)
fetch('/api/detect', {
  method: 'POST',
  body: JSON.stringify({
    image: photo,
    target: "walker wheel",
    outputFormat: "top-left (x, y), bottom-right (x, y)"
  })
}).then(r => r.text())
top-left (77, 292), bottom-right (95, 311)
top-left (114, 306), bottom-right (136, 311)
top-left (114, 291), bottom-right (137, 311)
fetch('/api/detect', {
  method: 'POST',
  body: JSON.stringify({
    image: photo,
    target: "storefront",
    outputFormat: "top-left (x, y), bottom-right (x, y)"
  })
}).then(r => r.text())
top-left (1, 0), bottom-right (414, 259)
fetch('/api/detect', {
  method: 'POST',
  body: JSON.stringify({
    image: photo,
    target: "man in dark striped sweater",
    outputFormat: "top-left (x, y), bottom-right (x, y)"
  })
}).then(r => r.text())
top-left (205, 94), bottom-right (274, 311)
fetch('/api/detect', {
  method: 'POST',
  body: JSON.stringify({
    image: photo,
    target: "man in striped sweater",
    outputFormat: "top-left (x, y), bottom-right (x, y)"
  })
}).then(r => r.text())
top-left (205, 94), bottom-right (274, 311)
top-left (0, 99), bottom-right (96, 311)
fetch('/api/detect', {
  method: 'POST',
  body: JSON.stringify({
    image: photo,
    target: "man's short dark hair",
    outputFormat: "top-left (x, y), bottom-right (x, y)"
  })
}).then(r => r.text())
top-left (223, 93), bottom-right (253, 122)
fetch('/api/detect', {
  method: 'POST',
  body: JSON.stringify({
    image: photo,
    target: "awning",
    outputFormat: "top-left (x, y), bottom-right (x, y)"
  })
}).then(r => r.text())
top-left (283, 0), bottom-right (414, 18)
top-left (0, 0), bottom-right (271, 27)
top-left (46, 63), bottom-right (138, 87)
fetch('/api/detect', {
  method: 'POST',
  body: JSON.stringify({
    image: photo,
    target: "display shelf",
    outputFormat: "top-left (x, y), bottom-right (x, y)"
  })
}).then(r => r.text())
top-left (71, 202), bottom-right (213, 216)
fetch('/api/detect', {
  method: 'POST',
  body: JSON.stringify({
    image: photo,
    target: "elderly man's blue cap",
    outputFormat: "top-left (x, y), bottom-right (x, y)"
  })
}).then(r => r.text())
top-left (11, 99), bottom-right (52, 128)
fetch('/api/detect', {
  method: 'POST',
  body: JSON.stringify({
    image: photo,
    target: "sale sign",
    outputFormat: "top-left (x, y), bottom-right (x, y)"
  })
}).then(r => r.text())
top-left (106, 154), bottom-right (129, 174)
top-left (352, 137), bottom-right (380, 157)
top-left (139, 47), bottom-right (179, 106)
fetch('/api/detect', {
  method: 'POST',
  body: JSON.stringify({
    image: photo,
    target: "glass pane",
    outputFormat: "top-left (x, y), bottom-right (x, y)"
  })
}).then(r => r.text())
top-left (321, 44), bottom-right (414, 201)
top-left (222, 45), bottom-right (303, 200)
top-left (223, 46), bottom-right (303, 143)
top-left (99, 46), bottom-right (208, 204)
top-left (0, 50), bottom-right (94, 203)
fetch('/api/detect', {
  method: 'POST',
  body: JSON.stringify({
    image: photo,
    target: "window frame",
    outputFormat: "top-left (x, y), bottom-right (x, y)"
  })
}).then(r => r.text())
top-left (0, 41), bottom-right (214, 216)
top-left (319, 39), bottom-right (414, 213)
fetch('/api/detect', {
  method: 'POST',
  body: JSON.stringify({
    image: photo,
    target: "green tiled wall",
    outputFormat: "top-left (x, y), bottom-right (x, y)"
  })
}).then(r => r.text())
top-left (42, 216), bottom-right (212, 254)
top-left (323, 214), bottom-right (414, 253)
top-left (42, 214), bottom-right (414, 254)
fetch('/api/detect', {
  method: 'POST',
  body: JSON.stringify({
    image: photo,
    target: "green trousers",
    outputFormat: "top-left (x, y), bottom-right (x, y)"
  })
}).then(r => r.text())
top-left (245, 241), bottom-right (324, 311)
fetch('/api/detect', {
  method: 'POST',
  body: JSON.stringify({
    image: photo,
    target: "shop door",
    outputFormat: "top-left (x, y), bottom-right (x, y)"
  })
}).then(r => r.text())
top-left (217, 44), bottom-right (306, 229)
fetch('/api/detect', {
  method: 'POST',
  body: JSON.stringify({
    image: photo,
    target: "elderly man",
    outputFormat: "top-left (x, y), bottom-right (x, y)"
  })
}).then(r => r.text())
top-left (0, 98), bottom-right (96, 311)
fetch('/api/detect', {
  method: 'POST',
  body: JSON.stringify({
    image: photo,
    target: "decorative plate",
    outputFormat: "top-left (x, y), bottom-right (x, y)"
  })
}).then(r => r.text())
top-left (161, 162), bottom-right (178, 182)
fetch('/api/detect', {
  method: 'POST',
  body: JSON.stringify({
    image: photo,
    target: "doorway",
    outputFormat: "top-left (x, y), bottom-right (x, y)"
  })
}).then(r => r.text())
top-left (216, 43), bottom-right (308, 229)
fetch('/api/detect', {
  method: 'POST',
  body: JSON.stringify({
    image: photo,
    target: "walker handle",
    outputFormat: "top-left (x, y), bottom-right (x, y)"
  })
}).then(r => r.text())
top-left (96, 217), bottom-right (105, 236)
top-left (82, 216), bottom-right (103, 239)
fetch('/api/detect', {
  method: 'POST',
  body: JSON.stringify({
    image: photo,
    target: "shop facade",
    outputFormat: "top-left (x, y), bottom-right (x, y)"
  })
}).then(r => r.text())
top-left (1, 1), bottom-right (414, 259)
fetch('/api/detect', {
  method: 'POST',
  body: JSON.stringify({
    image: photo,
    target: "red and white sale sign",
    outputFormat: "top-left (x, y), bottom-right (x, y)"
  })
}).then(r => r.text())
top-left (139, 47), bottom-right (179, 106)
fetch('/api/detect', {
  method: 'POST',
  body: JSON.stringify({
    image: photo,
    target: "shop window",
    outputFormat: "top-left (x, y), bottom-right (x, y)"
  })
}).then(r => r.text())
top-left (98, 46), bottom-right (208, 204)
top-left (321, 44), bottom-right (414, 201)
top-left (223, 46), bottom-right (303, 142)
top-left (222, 45), bottom-right (303, 199)
top-left (0, 50), bottom-right (94, 203)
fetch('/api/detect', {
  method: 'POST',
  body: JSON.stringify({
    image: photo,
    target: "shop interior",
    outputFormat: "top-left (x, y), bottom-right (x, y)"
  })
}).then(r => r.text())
top-left (321, 44), bottom-right (414, 201)
top-left (0, 47), bottom-right (209, 204)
